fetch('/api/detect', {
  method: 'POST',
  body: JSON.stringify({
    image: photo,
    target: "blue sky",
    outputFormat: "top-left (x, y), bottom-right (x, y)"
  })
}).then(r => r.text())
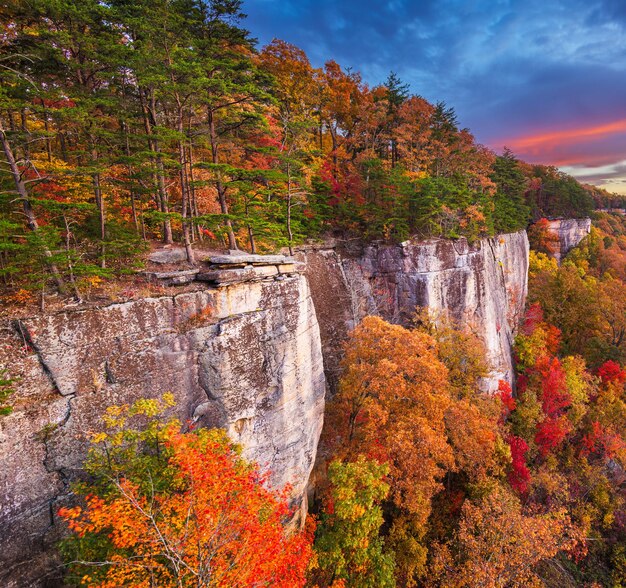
top-left (243, 0), bottom-right (626, 193)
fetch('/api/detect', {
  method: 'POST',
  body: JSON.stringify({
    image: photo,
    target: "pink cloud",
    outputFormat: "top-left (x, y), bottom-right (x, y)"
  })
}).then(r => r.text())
top-left (491, 118), bottom-right (626, 167)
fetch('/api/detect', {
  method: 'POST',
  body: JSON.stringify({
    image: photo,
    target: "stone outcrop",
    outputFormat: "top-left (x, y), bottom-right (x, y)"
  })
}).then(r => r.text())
top-left (0, 230), bottom-right (532, 586)
top-left (0, 269), bottom-right (325, 587)
top-left (300, 231), bottom-right (529, 391)
top-left (546, 218), bottom-right (591, 262)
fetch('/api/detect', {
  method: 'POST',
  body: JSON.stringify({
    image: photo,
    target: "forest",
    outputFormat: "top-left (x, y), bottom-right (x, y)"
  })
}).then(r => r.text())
top-left (1, 0), bottom-right (622, 298)
top-left (1, 1), bottom-right (626, 587)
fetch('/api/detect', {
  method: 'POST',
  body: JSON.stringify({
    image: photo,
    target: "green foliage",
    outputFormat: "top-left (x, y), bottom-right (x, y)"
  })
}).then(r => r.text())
top-left (313, 457), bottom-right (395, 588)
top-left (411, 176), bottom-right (491, 241)
top-left (491, 148), bottom-right (530, 232)
top-left (527, 165), bottom-right (594, 220)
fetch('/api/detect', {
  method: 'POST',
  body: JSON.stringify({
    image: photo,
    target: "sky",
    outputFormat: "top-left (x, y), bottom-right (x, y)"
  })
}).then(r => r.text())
top-left (243, 0), bottom-right (626, 194)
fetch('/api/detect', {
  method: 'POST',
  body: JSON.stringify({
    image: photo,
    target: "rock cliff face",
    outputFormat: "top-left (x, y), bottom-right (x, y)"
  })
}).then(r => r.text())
top-left (1, 230), bottom-right (531, 587)
top-left (301, 231), bottom-right (529, 391)
top-left (546, 218), bottom-right (592, 262)
top-left (0, 271), bottom-right (325, 587)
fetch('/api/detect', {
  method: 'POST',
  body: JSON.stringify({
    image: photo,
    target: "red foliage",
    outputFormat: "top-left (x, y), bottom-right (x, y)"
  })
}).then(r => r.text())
top-left (448, 489), bottom-right (466, 516)
top-left (497, 380), bottom-right (516, 414)
top-left (320, 160), bottom-right (365, 207)
top-left (529, 218), bottom-right (560, 255)
top-left (33, 97), bottom-right (76, 109)
top-left (535, 417), bottom-right (570, 457)
top-left (597, 360), bottom-right (626, 385)
top-left (581, 421), bottom-right (624, 459)
top-left (521, 303), bottom-right (544, 336)
top-left (538, 357), bottom-right (571, 418)
top-left (516, 373), bottom-right (528, 396)
top-left (507, 436), bottom-right (530, 494)
top-left (544, 324), bottom-right (562, 356)
top-left (520, 303), bottom-right (561, 354)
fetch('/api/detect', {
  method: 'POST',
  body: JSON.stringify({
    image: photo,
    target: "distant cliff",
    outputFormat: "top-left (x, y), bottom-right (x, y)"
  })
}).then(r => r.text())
top-left (546, 218), bottom-right (592, 262)
top-left (301, 231), bottom-right (529, 392)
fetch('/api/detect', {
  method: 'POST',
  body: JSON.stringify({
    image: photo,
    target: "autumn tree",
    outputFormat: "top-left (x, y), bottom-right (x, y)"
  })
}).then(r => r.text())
top-left (59, 396), bottom-right (312, 587)
top-left (312, 457), bottom-right (395, 588)
top-left (428, 485), bottom-right (582, 588)
top-left (324, 316), bottom-right (453, 583)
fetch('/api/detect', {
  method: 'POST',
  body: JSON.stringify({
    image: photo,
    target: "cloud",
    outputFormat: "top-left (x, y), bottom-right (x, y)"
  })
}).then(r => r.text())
top-left (562, 160), bottom-right (626, 195)
top-left (491, 118), bottom-right (626, 164)
top-left (243, 0), bottom-right (626, 192)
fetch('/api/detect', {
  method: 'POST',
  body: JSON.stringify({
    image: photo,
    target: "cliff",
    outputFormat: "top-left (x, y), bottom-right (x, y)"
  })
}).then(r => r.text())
top-left (0, 230), bottom-right (530, 586)
top-left (301, 231), bottom-right (529, 391)
top-left (0, 266), bottom-right (325, 587)
top-left (546, 218), bottom-right (592, 262)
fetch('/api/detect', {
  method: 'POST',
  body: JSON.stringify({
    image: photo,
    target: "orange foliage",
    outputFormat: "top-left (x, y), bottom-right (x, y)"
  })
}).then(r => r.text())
top-left (429, 485), bottom-right (582, 588)
top-left (59, 428), bottom-right (312, 587)
top-left (326, 316), bottom-right (453, 522)
top-left (528, 218), bottom-right (560, 255)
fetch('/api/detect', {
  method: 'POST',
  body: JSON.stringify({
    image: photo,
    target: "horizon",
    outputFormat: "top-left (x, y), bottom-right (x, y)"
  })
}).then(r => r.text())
top-left (244, 0), bottom-right (626, 195)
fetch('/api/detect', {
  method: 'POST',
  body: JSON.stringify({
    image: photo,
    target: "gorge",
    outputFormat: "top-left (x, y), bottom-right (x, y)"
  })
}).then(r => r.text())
top-left (0, 222), bottom-right (590, 587)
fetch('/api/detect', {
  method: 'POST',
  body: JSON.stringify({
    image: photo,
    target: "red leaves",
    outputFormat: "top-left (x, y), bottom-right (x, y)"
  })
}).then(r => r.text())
top-left (535, 417), bottom-right (570, 457)
top-left (497, 380), bottom-right (516, 413)
top-left (507, 436), bottom-right (530, 494)
top-left (520, 303), bottom-right (561, 354)
top-left (320, 160), bottom-right (365, 207)
top-left (32, 97), bottom-right (77, 109)
top-left (521, 303), bottom-right (545, 336)
top-left (597, 360), bottom-right (626, 386)
top-left (528, 218), bottom-right (560, 255)
top-left (538, 357), bottom-right (571, 418)
top-left (581, 421), bottom-right (624, 459)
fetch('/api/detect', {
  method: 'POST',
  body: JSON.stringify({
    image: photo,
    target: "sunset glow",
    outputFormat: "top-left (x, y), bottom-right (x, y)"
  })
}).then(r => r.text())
top-left (247, 0), bottom-right (626, 194)
top-left (502, 119), bottom-right (626, 152)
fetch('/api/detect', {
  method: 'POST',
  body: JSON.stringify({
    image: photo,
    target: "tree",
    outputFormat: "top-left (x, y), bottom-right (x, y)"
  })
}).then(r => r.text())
top-left (428, 485), bottom-right (581, 588)
top-left (0, 10), bottom-right (67, 291)
top-left (59, 396), bottom-right (312, 587)
top-left (491, 148), bottom-right (530, 233)
top-left (324, 316), bottom-right (453, 584)
top-left (312, 457), bottom-right (395, 588)
top-left (383, 72), bottom-right (409, 167)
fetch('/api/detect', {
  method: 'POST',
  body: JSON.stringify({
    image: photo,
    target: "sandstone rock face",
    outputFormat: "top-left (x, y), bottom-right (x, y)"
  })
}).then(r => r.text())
top-left (0, 274), bottom-right (325, 587)
top-left (301, 231), bottom-right (529, 391)
top-left (0, 232), bottom-right (532, 586)
top-left (546, 218), bottom-right (591, 262)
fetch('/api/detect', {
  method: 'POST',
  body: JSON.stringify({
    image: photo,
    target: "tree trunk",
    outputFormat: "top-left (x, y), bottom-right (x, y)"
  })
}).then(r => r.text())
top-left (140, 88), bottom-right (173, 243)
top-left (176, 103), bottom-right (195, 264)
top-left (286, 162), bottom-right (294, 256)
top-left (208, 108), bottom-right (237, 250)
top-left (89, 140), bottom-right (106, 268)
top-left (121, 120), bottom-right (140, 234)
top-left (0, 121), bottom-right (65, 293)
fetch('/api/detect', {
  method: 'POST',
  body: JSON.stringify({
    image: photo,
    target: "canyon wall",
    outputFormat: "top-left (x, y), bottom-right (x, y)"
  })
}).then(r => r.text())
top-left (0, 269), bottom-right (325, 587)
top-left (301, 231), bottom-right (529, 391)
top-left (1, 230), bottom-right (530, 586)
top-left (546, 218), bottom-right (592, 262)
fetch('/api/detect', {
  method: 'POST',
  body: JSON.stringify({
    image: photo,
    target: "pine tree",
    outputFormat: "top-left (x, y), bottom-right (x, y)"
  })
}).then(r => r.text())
top-left (491, 147), bottom-right (530, 232)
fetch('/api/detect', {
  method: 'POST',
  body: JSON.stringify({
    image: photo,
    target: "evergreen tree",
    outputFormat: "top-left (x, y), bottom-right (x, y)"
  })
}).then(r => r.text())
top-left (491, 147), bottom-right (530, 232)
